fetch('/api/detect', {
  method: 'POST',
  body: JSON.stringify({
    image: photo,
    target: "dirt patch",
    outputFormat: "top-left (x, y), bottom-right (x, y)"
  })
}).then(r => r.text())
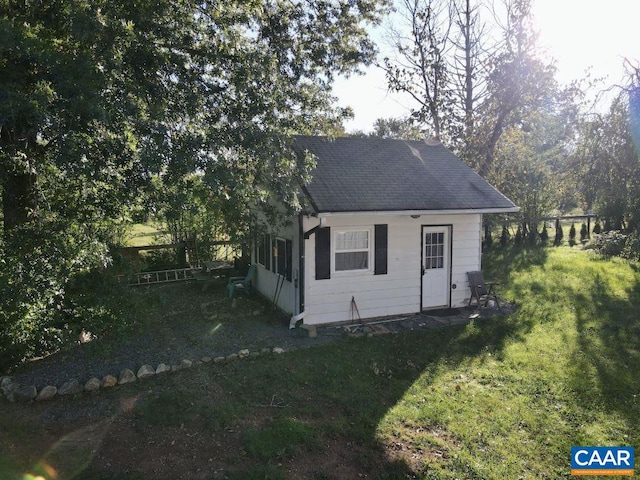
top-left (380, 424), bottom-right (461, 475)
top-left (4, 387), bottom-right (409, 479)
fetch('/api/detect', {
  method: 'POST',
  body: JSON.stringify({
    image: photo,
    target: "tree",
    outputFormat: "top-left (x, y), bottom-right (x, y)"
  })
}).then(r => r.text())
top-left (569, 222), bottom-right (576, 247)
top-left (0, 0), bottom-right (389, 368)
top-left (554, 219), bottom-right (563, 246)
top-left (449, 0), bottom-right (488, 145)
top-left (580, 223), bottom-right (588, 242)
top-left (368, 116), bottom-right (424, 139)
top-left (1, 0), bottom-right (389, 237)
top-left (381, 0), bottom-right (560, 177)
top-left (470, 0), bottom-right (558, 177)
top-left (382, 0), bottom-right (454, 141)
top-left (540, 223), bottom-right (549, 244)
top-left (500, 224), bottom-right (509, 247)
top-left (570, 91), bottom-right (640, 233)
top-left (488, 124), bottom-right (558, 239)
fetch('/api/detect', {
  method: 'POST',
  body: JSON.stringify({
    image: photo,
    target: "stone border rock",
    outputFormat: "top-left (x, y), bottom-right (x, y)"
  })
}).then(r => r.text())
top-left (0, 346), bottom-right (288, 404)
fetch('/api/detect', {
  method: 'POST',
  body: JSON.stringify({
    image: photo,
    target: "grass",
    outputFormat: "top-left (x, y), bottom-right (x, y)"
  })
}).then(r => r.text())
top-left (125, 223), bottom-right (166, 247)
top-left (1, 246), bottom-right (639, 479)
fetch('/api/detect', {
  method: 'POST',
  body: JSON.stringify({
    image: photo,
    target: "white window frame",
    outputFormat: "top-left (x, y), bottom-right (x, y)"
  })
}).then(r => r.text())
top-left (332, 228), bottom-right (373, 274)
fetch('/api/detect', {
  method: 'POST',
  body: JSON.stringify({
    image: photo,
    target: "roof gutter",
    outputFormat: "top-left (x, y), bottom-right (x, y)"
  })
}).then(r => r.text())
top-left (317, 207), bottom-right (520, 217)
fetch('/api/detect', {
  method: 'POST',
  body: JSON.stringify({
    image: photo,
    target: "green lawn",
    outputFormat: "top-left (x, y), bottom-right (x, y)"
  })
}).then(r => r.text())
top-left (125, 222), bottom-right (166, 247)
top-left (1, 246), bottom-right (638, 479)
top-left (375, 246), bottom-right (640, 478)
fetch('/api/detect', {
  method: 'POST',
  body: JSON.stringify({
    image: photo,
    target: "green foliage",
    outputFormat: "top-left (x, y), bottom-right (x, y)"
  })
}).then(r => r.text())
top-left (2, 249), bottom-right (640, 478)
top-left (570, 93), bottom-right (640, 231)
top-left (621, 232), bottom-right (640, 261)
top-left (514, 225), bottom-right (522, 246)
top-left (483, 225), bottom-right (493, 249)
top-left (489, 125), bottom-right (562, 238)
top-left (526, 224), bottom-right (538, 246)
top-left (0, 223), bottom-right (147, 371)
top-left (139, 249), bottom-right (178, 272)
top-left (553, 220), bottom-right (564, 246)
top-left (569, 222), bottom-right (577, 246)
top-left (500, 225), bottom-right (510, 247)
top-left (593, 221), bottom-right (602, 234)
top-left (585, 230), bottom-right (640, 261)
top-left (366, 116), bottom-right (424, 140)
top-left (539, 223), bottom-right (549, 244)
top-left (580, 223), bottom-right (588, 242)
top-left (0, 223), bottom-right (109, 370)
top-left (0, 0), bottom-right (388, 370)
top-left (585, 231), bottom-right (628, 257)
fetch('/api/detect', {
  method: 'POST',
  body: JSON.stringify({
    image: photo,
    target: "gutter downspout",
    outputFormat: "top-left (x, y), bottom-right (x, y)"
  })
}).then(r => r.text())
top-left (289, 214), bottom-right (324, 329)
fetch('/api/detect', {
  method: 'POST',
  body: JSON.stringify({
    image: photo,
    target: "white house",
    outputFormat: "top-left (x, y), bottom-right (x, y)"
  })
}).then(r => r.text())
top-left (251, 135), bottom-right (519, 327)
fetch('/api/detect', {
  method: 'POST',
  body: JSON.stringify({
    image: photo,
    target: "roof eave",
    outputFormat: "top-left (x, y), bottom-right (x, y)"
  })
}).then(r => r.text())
top-left (315, 207), bottom-right (521, 217)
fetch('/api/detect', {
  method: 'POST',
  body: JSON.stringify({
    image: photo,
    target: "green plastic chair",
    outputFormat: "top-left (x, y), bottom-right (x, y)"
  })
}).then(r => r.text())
top-left (227, 265), bottom-right (257, 299)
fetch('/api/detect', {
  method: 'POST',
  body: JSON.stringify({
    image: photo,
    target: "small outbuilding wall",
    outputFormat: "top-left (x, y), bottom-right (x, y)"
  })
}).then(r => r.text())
top-left (301, 212), bottom-right (483, 326)
top-left (252, 218), bottom-right (301, 317)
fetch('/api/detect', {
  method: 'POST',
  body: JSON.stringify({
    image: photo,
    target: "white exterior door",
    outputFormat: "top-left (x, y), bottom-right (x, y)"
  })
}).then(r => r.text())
top-left (421, 226), bottom-right (451, 309)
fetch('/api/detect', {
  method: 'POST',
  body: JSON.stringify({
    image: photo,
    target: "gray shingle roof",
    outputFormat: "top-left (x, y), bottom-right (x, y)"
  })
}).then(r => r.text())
top-left (292, 135), bottom-right (518, 213)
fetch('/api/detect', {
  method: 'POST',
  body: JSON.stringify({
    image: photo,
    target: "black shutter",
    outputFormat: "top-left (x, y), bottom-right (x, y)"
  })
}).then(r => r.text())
top-left (315, 227), bottom-right (331, 280)
top-left (374, 224), bottom-right (388, 275)
top-left (285, 239), bottom-right (293, 282)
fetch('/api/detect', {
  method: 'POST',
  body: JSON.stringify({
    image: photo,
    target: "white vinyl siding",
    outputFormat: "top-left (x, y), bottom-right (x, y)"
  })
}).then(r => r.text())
top-left (251, 217), bottom-right (300, 316)
top-left (303, 213), bottom-right (482, 325)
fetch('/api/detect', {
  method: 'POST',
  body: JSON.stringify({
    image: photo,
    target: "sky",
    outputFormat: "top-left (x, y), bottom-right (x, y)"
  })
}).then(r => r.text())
top-left (333, 0), bottom-right (640, 132)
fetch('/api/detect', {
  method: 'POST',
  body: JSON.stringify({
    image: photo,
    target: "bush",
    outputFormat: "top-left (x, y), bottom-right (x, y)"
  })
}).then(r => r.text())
top-left (527, 225), bottom-right (538, 246)
top-left (0, 223), bottom-right (110, 371)
top-left (554, 220), bottom-right (564, 246)
top-left (621, 232), bottom-right (640, 261)
top-left (0, 221), bottom-right (142, 372)
top-left (593, 221), bottom-right (602, 235)
top-left (585, 231), bottom-right (627, 257)
top-left (141, 249), bottom-right (178, 271)
top-left (539, 223), bottom-right (549, 244)
top-left (484, 226), bottom-right (493, 250)
top-left (514, 226), bottom-right (522, 246)
top-left (569, 223), bottom-right (577, 247)
top-left (580, 223), bottom-right (588, 243)
top-left (500, 225), bottom-right (510, 248)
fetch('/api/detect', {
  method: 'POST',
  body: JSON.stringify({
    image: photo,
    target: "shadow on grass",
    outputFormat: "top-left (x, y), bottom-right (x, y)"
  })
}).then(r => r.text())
top-left (208, 312), bottom-right (531, 479)
top-left (1, 264), bottom-right (534, 480)
top-left (483, 245), bottom-right (549, 278)
top-left (571, 271), bottom-right (640, 432)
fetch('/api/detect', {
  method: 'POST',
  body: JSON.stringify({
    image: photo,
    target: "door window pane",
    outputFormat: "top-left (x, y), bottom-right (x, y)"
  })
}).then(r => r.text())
top-left (425, 232), bottom-right (445, 270)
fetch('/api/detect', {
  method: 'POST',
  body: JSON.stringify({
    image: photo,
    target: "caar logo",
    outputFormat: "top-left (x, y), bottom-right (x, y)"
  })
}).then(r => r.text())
top-left (571, 446), bottom-right (634, 476)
